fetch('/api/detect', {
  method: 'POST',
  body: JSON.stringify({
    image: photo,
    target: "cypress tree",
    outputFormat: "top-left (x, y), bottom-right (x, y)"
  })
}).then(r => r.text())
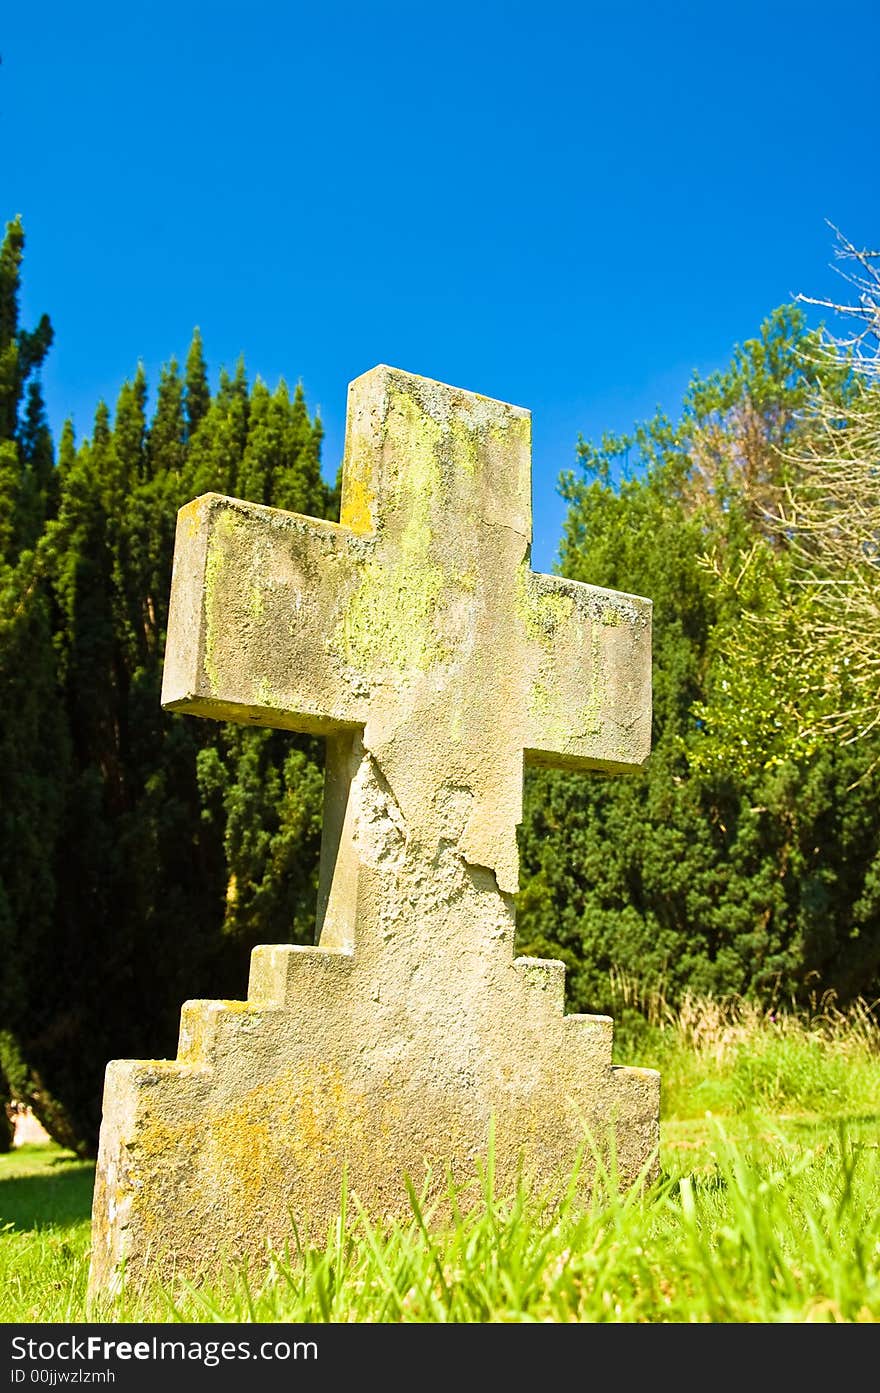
top-left (0, 219), bottom-right (69, 1142)
top-left (273, 380), bottom-right (326, 517)
top-left (0, 225), bottom-right (360, 1151)
top-left (3, 320), bottom-right (335, 1151)
top-left (148, 360), bottom-right (186, 481)
top-left (17, 380), bottom-right (57, 546)
top-left (183, 327), bottom-right (210, 440)
top-left (0, 218), bottom-right (54, 563)
top-left (0, 217), bottom-right (53, 439)
top-left (187, 359), bottom-right (249, 499)
top-left (237, 377), bottom-right (275, 503)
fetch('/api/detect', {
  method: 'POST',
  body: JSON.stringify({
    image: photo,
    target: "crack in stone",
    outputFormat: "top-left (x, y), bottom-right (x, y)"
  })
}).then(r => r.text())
top-left (351, 750), bottom-right (408, 872)
top-left (476, 513), bottom-right (529, 545)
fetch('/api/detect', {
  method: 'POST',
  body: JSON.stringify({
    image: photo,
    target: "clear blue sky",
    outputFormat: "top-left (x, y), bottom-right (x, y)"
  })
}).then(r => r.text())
top-left (4, 1), bottom-right (879, 572)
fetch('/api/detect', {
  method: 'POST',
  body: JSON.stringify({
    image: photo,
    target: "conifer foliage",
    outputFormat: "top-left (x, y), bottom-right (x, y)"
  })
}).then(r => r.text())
top-left (517, 307), bottom-right (880, 1016)
top-left (0, 220), bottom-right (334, 1154)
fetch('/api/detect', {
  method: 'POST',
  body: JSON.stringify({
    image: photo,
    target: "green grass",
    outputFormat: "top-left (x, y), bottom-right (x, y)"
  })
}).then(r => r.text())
top-left (0, 1144), bottom-right (95, 1322)
top-left (2, 990), bottom-right (878, 1323)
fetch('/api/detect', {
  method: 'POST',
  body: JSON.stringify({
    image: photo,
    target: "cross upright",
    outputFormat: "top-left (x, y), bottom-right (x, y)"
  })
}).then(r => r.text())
top-left (89, 365), bottom-right (659, 1295)
top-left (162, 365), bottom-right (651, 939)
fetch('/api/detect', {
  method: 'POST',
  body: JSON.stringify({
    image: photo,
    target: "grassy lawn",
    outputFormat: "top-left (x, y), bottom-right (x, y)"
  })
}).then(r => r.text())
top-left (1, 1144), bottom-right (95, 1322)
top-left (2, 991), bottom-right (878, 1323)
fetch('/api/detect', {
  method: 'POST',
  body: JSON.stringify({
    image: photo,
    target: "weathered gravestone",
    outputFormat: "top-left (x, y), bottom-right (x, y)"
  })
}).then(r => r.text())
top-left (88, 365), bottom-right (659, 1295)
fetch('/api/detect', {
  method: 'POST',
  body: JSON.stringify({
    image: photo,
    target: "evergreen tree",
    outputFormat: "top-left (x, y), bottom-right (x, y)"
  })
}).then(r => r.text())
top-left (0, 265), bottom-right (336, 1150)
top-left (0, 217), bottom-right (53, 441)
top-left (183, 327), bottom-right (210, 440)
top-left (517, 306), bottom-right (880, 1014)
top-left (0, 219), bottom-right (69, 1143)
top-left (273, 381), bottom-right (326, 517)
top-left (186, 359), bottom-right (249, 499)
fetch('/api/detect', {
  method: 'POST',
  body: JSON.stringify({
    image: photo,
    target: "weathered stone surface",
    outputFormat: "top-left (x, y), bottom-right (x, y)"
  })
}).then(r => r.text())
top-left (88, 366), bottom-right (659, 1296)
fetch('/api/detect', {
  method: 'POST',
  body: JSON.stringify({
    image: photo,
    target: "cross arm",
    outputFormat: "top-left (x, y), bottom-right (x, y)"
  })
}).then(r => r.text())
top-left (161, 494), bottom-right (369, 734)
top-left (519, 568), bottom-right (652, 773)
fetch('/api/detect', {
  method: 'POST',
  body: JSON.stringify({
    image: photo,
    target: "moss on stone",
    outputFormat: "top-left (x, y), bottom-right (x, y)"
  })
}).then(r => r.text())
top-left (203, 507), bottom-right (241, 694)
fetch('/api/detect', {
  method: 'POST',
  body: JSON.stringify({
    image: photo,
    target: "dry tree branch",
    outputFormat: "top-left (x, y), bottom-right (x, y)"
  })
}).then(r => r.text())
top-left (711, 226), bottom-right (880, 753)
top-left (796, 222), bottom-right (880, 368)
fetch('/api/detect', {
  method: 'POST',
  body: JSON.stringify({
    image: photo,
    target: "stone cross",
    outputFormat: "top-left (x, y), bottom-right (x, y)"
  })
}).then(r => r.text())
top-left (89, 366), bottom-right (659, 1295)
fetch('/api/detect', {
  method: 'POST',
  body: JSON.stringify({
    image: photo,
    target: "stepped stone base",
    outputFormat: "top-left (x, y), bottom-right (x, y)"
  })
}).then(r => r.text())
top-left (89, 932), bottom-right (658, 1294)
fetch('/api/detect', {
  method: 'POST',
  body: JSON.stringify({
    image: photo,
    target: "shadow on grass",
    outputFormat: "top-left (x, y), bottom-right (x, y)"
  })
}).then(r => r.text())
top-left (0, 1163), bottom-right (95, 1233)
top-left (783, 1113), bottom-right (880, 1132)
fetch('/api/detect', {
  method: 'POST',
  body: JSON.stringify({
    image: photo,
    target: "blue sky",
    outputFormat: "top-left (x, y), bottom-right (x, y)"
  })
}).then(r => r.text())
top-left (4, 1), bottom-right (879, 572)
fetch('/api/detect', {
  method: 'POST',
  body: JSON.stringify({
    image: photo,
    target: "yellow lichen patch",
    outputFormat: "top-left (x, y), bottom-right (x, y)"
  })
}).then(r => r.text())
top-left (487, 414), bottom-right (531, 496)
top-left (575, 628), bottom-right (606, 738)
top-left (180, 496), bottom-right (206, 541)
top-left (496, 411), bottom-right (531, 445)
top-left (178, 1004), bottom-right (216, 1064)
top-left (203, 507), bottom-right (241, 694)
top-left (447, 412), bottom-right (482, 479)
top-left (119, 1111), bottom-right (206, 1250)
top-left (528, 677), bottom-right (569, 747)
top-left (444, 400), bottom-right (530, 494)
top-left (517, 566), bottom-right (575, 645)
top-left (341, 468), bottom-right (376, 536)
top-left (178, 997), bottom-right (259, 1064)
top-left (597, 603), bottom-right (622, 627)
top-left (206, 1102), bottom-right (290, 1213)
top-left (575, 694), bottom-right (603, 740)
top-left (206, 1064), bottom-right (375, 1224)
top-left (285, 1066), bottom-right (356, 1163)
top-left (335, 558), bottom-right (448, 673)
top-left (387, 387), bottom-right (442, 551)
